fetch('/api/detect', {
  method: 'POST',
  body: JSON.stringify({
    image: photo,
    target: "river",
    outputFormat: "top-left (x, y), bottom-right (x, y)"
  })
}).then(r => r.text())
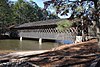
top-left (0, 39), bottom-right (59, 51)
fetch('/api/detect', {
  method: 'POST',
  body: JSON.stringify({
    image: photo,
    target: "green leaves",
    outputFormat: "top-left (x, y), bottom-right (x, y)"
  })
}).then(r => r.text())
top-left (0, 0), bottom-right (59, 35)
top-left (12, 0), bottom-right (44, 23)
top-left (75, 6), bottom-right (83, 12)
top-left (0, 0), bottom-right (13, 24)
top-left (57, 20), bottom-right (72, 31)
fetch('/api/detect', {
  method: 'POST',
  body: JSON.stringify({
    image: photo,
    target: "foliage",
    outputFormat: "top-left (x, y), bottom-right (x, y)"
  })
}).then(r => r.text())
top-left (0, 0), bottom-right (13, 34)
top-left (57, 20), bottom-right (72, 31)
top-left (43, 0), bottom-right (99, 29)
top-left (12, 0), bottom-right (44, 24)
top-left (44, 0), bottom-right (100, 43)
top-left (0, 0), bottom-right (59, 35)
top-left (75, 6), bottom-right (83, 12)
top-left (0, 0), bottom-right (12, 23)
top-left (43, 0), bottom-right (99, 19)
top-left (11, 0), bottom-right (59, 24)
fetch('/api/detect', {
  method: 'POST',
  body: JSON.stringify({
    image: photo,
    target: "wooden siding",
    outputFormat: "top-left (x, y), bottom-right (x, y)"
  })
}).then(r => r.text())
top-left (18, 28), bottom-right (76, 42)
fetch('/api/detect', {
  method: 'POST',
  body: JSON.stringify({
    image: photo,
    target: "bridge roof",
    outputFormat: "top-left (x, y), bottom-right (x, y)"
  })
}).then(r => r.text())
top-left (15, 19), bottom-right (63, 29)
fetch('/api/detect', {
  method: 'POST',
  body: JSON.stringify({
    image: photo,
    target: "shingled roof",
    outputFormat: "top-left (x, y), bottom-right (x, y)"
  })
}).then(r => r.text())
top-left (15, 19), bottom-right (63, 28)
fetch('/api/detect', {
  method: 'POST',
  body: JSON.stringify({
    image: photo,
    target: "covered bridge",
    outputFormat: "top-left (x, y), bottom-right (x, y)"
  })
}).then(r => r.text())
top-left (13, 19), bottom-right (76, 44)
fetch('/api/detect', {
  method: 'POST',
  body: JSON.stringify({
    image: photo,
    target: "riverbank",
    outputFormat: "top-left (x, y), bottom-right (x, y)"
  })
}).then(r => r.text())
top-left (0, 39), bottom-right (99, 67)
top-left (0, 50), bottom-right (16, 56)
top-left (0, 35), bottom-right (10, 39)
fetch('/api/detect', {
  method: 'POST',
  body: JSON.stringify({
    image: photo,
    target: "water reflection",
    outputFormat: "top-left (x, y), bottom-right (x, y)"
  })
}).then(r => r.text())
top-left (19, 41), bottom-right (22, 51)
top-left (39, 44), bottom-right (42, 50)
top-left (0, 39), bottom-right (58, 51)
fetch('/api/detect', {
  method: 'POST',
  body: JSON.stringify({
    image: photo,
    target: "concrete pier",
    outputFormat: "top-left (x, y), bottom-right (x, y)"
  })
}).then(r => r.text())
top-left (39, 38), bottom-right (42, 45)
top-left (20, 37), bottom-right (22, 41)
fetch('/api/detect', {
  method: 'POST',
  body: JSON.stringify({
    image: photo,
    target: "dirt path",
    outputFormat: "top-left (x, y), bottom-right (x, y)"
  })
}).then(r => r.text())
top-left (0, 39), bottom-right (99, 67)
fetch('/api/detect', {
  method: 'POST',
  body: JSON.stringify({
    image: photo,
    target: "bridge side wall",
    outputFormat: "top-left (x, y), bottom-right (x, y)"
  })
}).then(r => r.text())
top-left (18, 28), bottom-right (76, 42)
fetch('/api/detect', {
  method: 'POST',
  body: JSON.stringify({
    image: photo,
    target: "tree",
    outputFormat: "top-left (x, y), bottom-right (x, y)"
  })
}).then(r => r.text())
top-left (12, 0), bottom-right (58, 24)
top-left (12, 0), bottom-right (44, 24)
top-left (43, 0), bottom-right (100, 44)
top-left (57, 20), bottom-right (72, 31)
top-left (0, 0), bottom-right (13, 34)
top-left (0, 0), bottom-right (59, 36)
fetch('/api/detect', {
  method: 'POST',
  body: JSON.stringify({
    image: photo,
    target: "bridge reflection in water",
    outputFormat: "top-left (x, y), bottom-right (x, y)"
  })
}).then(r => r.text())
top-left (0, 39), bottom-right (59, 51)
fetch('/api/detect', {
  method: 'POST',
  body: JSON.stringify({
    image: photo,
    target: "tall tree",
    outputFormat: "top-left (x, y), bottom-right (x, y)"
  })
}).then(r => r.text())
top-left (43, 0), bottom-right (100, 44)
top-left (0, 0), bottom-right (13, 34)
top-left (12, 0), bottom-right (44, 24)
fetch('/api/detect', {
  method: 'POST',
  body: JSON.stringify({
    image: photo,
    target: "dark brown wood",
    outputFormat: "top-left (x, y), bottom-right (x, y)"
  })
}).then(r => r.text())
top-left (0, 58), bottom-right (9, 63)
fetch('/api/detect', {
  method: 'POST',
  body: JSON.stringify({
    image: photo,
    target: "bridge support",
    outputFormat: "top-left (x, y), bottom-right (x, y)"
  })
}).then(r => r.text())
top-left (75, 36), bottom-right (82, 43)
top-left (39, 38), bottom-right (42, 45)
top-left (20, 37), bottom-right (22, 41)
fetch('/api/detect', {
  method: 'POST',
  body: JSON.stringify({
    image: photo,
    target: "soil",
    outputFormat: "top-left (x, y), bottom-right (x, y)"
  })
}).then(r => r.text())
top-left (0, 39), bottom-right (99, 67)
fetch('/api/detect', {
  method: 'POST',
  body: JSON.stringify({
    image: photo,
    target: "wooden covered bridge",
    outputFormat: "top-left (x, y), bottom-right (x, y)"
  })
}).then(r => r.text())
top-left (13, 19), bottom-right (76, 44)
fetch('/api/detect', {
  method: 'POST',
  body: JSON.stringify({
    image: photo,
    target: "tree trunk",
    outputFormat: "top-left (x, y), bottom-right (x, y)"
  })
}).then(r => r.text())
top-left (97, 27), bottom-right (100, 48)
top-left (97, 36), bottom-right (100, 45)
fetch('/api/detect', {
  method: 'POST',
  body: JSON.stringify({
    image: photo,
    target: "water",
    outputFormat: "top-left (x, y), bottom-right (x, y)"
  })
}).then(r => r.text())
top-left (0, 39), bottom-right (59, 51)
